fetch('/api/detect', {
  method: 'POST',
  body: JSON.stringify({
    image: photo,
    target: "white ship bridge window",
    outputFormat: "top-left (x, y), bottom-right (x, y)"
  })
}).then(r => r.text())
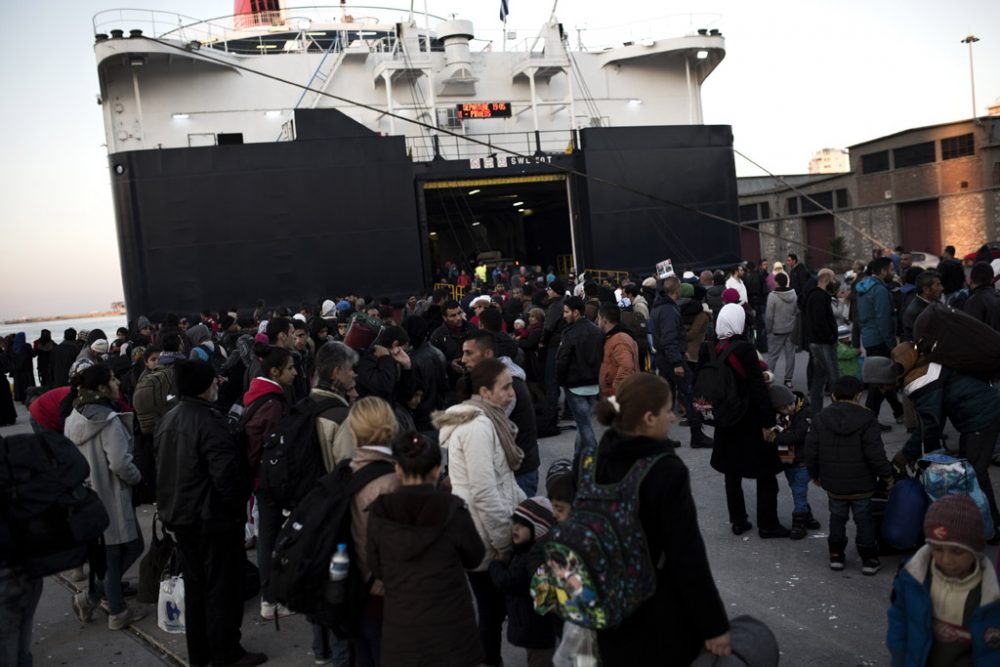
top-left (437, 108), bottom-right (464, 130)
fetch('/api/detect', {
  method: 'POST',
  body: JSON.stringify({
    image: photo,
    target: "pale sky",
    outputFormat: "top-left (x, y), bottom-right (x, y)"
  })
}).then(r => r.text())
top-left (1, 0), bottom-right (997, 318)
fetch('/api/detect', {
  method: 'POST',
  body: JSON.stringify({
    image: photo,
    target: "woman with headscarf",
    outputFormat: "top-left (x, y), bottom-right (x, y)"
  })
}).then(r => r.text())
top-left (11, 332), bottom-right (36, 402)
top-left (33, 329), bottom-right (55, 387)
top-left (706, 303), bottom-right (788, 539)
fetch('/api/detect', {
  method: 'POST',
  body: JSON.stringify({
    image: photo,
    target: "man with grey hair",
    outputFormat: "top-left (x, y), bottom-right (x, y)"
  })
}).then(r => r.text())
top-left (802, 268), bottom-right (840, 411)
top-left (310, 341), bottom-right (358, 472)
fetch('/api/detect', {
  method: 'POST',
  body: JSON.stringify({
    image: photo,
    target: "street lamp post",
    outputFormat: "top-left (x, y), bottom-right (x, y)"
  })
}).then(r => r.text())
top-left (961, 34), bottom-right (980, 121)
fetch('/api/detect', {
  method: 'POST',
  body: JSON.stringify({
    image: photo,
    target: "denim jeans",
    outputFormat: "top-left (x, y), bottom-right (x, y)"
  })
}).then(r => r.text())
top-left (311, 622), bottom-right (350, 666)
top-left (808, 344), bottom-right (839, 413)
top-left (565, 392), bottom-right (598, 454)
top-left (104, 525), bottom-right (145, 614)
top-left (828, 496), bottom-right (876, 552)
top-left (767, 333), bottom-right (796, 383)
top-left (783, 465), bottom-right (812, 515)
top-left (515, 468), bottom-right (539, 497)
top-left (0, 566), bottom-right (43, 667)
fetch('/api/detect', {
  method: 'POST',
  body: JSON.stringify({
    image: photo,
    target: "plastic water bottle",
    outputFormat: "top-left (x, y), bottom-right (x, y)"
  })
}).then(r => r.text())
top-left (325, 544), bottom-right (349, 604)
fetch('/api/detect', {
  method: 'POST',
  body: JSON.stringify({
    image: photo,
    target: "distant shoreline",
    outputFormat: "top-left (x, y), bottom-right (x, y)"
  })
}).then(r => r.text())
top-left (1, 311), bottom-right (124, 325)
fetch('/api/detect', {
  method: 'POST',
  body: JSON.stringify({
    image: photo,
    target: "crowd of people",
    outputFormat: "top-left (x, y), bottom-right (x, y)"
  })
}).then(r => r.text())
top-left (2, 242), bottom-right (1000, 666)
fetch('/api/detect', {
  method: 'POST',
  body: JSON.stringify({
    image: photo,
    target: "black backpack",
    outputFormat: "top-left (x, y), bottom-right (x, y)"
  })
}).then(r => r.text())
top-left (195, 343), bottom-right (227, 375)
top-left (0, 431), bottom-right (110, 577)
top-left (270, 458), bottom-right (394, 637)
top-left (258, 397), bottom-right (341, 511)
top-left (692, 343), bottom-right (748, 427)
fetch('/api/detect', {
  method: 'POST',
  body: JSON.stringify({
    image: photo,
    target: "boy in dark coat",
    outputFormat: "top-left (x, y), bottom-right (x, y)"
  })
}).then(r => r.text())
top-left (768, 385), bottom-right (819, 540)
top-left (489, 497), bottom-right (558, 667)
top-left (804, 376), bottom-right (894, 575)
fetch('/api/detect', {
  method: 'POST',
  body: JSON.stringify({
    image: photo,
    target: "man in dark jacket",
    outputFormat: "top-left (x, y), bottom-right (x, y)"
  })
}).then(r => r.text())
top-left (539, 281), bottom-right (568, 432)
top-left (49, 328), bottom-right (83, 387)
top-left (746, 260), bottom-right (770, 352)
top-left (964, 262), bottom-right (1000, 330)
top-left (650, 277), bottom-right (713, 448)
top-left (802, 269), bottom-right (840, 413)
top-left (803, 375), bottom-right (893, 575)
top-left (900, 270), bottom-right (943, 341)
top-left (355, 326), bottom-right (416, 410)
top-left (402, 317), bottom-right (448, 434)
top-left (155, 360), bottom-right (265, 667)
top-left (430, 300), bottom-right (475, 388)
top-left (462, 330), bottom-right (541, 496)
top-left (557, 297), bottom-right (604, 454)
top-left (856, 257), bottom-right (904, 427)
top-left (937, 245), bottom-right (967, 300)
top-left (787, 253), bottom-right (811, 302)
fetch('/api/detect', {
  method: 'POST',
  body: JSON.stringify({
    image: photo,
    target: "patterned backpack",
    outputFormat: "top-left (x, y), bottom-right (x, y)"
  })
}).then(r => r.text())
top-left (531, 445), bottom-right (668, 630)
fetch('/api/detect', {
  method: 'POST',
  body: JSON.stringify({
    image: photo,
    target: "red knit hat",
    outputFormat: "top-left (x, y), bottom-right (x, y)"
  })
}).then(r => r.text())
top-left (722, 288), bottom-right (741, 304)
top-left (924, 494), bottom-right (985, 554)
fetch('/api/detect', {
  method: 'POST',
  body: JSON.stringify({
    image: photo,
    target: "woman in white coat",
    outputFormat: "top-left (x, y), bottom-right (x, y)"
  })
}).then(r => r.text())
top-left (433, 358), bottom-right (526, 667)
top-left (63, 363), bottom-right (146, 630)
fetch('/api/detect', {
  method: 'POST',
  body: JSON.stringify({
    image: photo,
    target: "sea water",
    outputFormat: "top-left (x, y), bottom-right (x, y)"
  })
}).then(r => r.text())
top-left (0, 315), bottom-right (129, 344)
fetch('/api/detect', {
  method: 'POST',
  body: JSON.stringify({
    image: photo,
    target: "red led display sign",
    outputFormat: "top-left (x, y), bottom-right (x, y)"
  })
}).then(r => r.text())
top-left (455, 102), bottom-right (513, 119)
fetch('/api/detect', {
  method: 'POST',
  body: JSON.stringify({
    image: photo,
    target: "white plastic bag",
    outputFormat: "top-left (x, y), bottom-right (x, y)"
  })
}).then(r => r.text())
top-left (157, 575), bottom-right (186, 634)
top-left (553, 622), bottom-right (598, 666)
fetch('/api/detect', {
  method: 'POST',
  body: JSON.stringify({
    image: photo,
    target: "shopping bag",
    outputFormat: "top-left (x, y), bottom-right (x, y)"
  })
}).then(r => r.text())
top-left (880, 478), bottom-right (928, 551)
top-left (157, 575), bottom-right (186, 634)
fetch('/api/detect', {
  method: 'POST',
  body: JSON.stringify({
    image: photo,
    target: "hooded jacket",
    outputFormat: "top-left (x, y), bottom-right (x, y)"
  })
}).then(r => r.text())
top-left (765, 287), bottom-right (798, 336)
top-left (964, 285), bottom-right (1000, 331)
top-left (599, 325), bottom-right (639, 397)
top-left (241, 377), bottom-right (288, 477)
top-left (649, 293), bottom-right (687, 370)
top-left (489, 538), bottom-right (558, 650)
top-left (63, 396), bottom-right (140, 545)
top-left (679, 298), bottom-right (711, 363)
top-left (856, 276), bottom-right (896, 349)
top-left (556, 317), bottom-right (604, 389)
top-left (803, 401), bottom-right (892, 498)
top-left (902, 368), bottom-right (1000, 461)
top-left (349, 446), bottom-right (400, 596)
top-left (887, 545), bottom-right (1000, 667)
top-left (433, 404), bottom-right (526, 570)
top-left (802, 286), bottom-right (838, 346)
top-left (367, 486), bottom-right (486, 667)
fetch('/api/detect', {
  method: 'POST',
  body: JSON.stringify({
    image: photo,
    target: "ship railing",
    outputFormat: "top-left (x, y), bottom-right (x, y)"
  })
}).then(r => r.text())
top-left (405, 129), bottom-right (577, 164)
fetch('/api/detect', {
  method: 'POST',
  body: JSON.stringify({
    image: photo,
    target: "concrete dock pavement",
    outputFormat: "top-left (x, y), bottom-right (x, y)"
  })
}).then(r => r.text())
top-left (3, 352), bottom-right (992, 665)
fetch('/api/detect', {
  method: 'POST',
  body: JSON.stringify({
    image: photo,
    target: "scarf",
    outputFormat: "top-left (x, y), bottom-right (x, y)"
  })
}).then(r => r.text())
top-left (716, 303), bottom-right (746, 339)
top-left (467, 395), bottom-right (524, 471)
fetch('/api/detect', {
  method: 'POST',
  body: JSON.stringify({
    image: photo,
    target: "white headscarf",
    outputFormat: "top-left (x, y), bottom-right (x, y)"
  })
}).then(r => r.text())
top-left (716, 303), bottom-right (746, 339)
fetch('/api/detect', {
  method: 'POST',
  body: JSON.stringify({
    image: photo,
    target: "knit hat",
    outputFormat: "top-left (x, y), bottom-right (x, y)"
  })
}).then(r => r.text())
top-left (186, 323), bottom-right (211, 346)
top-left (336, 299), bottom-right (352, 312)
top-left (321, 299), bottom-right (336, 318)
top-left (768, 384), bottom-right (795, 409)
top-left (90, 339), bottom-right (109, 355)
top-left (642, 276), bottom-right (657, 289)
top-left (680, 282), bottom-right (695, 298)
top-left (722, 288), bottom-right (741, 304)
top-left (136, 316), bottom-right (152, 331)
top-left (924, 494), bottom-right (985, 554)
top-left (548, 279), bottom-right (566, 296)
top-left (514, 318), bottom-right (526, 329)
top-left (861, 356), bottom-right (898, 386)
top-left (513, 497), bottom-right (555, 540)
top-left (174, 359), bottom-right (218, 397)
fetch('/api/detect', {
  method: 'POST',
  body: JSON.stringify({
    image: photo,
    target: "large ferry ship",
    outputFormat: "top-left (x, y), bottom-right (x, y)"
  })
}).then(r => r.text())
top-left (94, 1), bottom-right (741, 316)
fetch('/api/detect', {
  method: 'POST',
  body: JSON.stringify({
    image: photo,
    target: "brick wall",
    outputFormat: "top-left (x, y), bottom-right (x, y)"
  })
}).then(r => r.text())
top-left (940, 193), bottom-right (988, 255)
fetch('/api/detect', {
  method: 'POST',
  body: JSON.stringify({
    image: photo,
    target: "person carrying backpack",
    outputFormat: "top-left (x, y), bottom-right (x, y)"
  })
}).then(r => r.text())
top-left (583, 373), bottom-right (731, 664)
top-left (366, 433), bottom-right (486, 667)
top-left (706, 303), bottom-right (788, 538)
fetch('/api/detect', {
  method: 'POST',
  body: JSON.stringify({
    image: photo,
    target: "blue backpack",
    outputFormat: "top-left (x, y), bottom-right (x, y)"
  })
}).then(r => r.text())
top-left (531, 445), bottom-right (668, 630)
top-left (919, 451), bottom-right (994, 539)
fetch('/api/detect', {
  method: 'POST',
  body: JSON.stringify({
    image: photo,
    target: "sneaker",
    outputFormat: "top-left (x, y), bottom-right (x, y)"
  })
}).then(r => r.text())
top-left (731, 520), bottom-right (753, 536)
top-left (314, 658), bottom-right (332, 666)
top-left (861, 558), bottom-right (882, 576)
top-left (829, 552), bottom-right (846, 571)
top-left (108, 604), bottom-right (148, 630)
top-left (784, 380), bottom-right (793, 389)
top-left (259, 601), bottom-right (295, 621)
top-left (72, 592), bottom-right (96, 623)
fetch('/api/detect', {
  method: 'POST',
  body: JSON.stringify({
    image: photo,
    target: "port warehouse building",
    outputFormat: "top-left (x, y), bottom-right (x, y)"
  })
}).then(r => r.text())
top-left (736, 116), bottom-right (1000, 268)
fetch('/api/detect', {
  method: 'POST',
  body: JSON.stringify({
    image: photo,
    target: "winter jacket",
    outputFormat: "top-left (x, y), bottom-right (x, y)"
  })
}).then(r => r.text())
top-left (856, 276), bottom-right (896, 349)
top-left (938, 258), bottom-right (967, 295)
top-left (901, 296), bottom-right (933, 343)
top-left (765, 288), bottom-right (798, 336)
top-left (903, 367), bottom-right (1000, 460)
top-left (887, 545), bottom-right (1000, 667)
top-left (803, 401), bottom-right (892, 499)
top-left (802, 286), bottom-right (838, 345)
top-left (433, 404), bottom-right (526, 570)
top-left (430, 321), bottom-right (475, 383)
top-left (64, 399), bottom-right (140, 545)
top-left (725, 276), bottom-right (748, 305)
top-left (836, 342), bottom-right (861, 379)
top-left (678, 299), bottom-right (710, 364)
top-left (489, 540), bottom-right (557, 650)
top-left (632, 295), bottom-right (650, 322)
top-left (556, 318), bottom-right (604, 389)
top-left (649, 293), bottom-right (687, 370)
top-left (368, 485), bottom-right (486, 667)
top-left (132, 353), bottom-right (183, 435)
top-left (241, 378), bottom-right (289, 478)
top-left (155, 396), bottom-right (248, 532)
top-left (964, 285), bottom-right (1000, 331)
top-left (50, 340), bottom-right (83, 387)
top-left (708, 337), bottom-right (780, 478)
top-left (509, 372), bottom-right (540, 476)
top-left (745, 268), bottom-right (769, 306)
top-left (774, 393), bottom-right (811, 465)
top-left (599, 327), bottom-right (639, 398)
top-left (542, 296), bottom-right (567, 348)
top-left (356, 351), bottom-right (416, 408)
top-left (592, 430), bottom-right (730, 666)
top-left (350, 446), bottom-right (400, 596)
top-left (28, 386), bottom-right (71, 432)
top-left (309, 386), bottom-right (351, 473)
top-left (789, 263), bottom-right (811, 300)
